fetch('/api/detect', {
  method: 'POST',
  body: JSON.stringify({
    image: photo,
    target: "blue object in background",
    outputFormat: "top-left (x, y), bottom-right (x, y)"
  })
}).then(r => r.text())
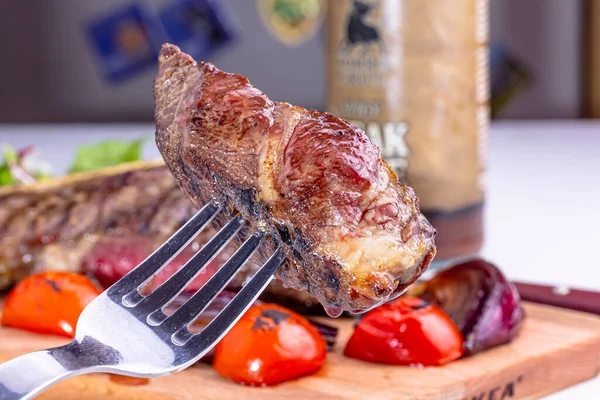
top-left (159, 0), bottom-right (239, 62)
top-left (87, 3), bottom-right (167, 83)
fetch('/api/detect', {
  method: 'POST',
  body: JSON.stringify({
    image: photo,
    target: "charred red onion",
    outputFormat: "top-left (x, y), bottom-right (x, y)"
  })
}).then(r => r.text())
top-left (417, 259), bottom-right (525, 354)
top-left (307, 319), bottom-right (339, 352)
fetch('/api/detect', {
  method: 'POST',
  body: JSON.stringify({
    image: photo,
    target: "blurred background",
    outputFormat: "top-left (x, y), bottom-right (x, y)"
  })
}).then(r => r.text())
top-left (0, 0), bottom-right (598, 122)
top-left (0, 0), bottom-right (599, 284)
top-left (0, 3), bottom-right (599, 397)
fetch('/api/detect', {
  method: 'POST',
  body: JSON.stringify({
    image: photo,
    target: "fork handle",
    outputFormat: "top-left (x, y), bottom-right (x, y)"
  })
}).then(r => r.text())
top-left (0, 343), bottom-right (82, 400)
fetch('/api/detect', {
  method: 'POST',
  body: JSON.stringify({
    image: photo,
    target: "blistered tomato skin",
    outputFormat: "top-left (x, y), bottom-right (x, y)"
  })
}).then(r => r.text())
top-left (213, 304), bottom-right (327, 386)
top-left (1, 271), bottom-right (102, 337)
top-left (344, 296), bottom-right (465, 366)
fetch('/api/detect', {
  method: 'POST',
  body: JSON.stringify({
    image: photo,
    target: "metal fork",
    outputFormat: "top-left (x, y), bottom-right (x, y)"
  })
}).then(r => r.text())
top-left (0, 200), bottom-right (284, 400)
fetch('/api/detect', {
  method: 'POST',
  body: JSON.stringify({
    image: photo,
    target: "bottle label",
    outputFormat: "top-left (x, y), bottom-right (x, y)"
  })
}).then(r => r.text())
top-left (327, 0), bottom-right (489, 213)
top-left (257, 0), bottom-right (325, 46)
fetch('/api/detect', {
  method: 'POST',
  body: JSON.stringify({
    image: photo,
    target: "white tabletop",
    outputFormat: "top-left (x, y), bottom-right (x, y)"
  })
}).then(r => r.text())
top-left (0, 121), bottom-right (598, 399)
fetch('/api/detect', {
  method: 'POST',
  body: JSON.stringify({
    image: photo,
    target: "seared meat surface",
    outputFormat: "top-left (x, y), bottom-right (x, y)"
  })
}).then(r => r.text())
top-left (0, 161), bottom-right (192, 290)
top-left (154, 44), bottom-right (436, 313)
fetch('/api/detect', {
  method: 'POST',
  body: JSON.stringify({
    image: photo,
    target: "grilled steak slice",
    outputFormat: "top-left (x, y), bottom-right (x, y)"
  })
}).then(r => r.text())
top-left (154, 44), bottom-right (436, 314)
top-left (0, 161), bottom-right (195, 290)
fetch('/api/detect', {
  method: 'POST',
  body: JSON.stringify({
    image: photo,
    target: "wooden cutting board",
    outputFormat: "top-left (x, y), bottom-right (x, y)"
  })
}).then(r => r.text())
top-left (1, 303), bottom-right (599, 400)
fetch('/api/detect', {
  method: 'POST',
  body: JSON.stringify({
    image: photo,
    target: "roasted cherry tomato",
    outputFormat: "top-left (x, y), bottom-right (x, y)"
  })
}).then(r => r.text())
top-left (213, 303), bottom-right (327, 386)
top-left (344, 296), bottom-right (464, 366)
top-left (1, 271), bottom-right (102, 337)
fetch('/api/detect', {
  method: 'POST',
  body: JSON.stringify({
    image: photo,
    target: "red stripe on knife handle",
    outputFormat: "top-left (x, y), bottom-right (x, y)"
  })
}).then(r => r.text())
top-left (513, 282), bottom-right (600, 315)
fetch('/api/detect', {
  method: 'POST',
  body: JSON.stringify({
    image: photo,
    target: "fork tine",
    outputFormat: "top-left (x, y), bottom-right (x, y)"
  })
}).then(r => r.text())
top-left (108, 200), bottom-right (221, 299)
top-left (133, 216), bottom-right (245, 317)
top-left (157, 230), bottom-right (267, 331)
top-left (173, 247), bottom-right (285, 347)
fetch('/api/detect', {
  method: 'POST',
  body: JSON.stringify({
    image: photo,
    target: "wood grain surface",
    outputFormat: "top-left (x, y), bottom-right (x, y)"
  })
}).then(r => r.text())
top-left (0, 303), bottom-right (599, 400)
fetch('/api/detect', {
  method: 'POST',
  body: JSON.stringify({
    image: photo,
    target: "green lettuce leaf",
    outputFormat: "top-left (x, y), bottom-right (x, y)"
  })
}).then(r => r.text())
top-left (0, 145), bottom-right (19, 186)
top-left (68, 138), bottom-right (148, 174)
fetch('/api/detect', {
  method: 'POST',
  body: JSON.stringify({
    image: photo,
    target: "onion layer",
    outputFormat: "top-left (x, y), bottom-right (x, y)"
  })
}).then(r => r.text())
top-left (418, 259), bottom-right (525, 354)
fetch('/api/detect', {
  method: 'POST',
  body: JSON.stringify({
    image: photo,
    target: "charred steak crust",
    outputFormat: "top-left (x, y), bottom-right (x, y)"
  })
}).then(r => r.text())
top-left (154, 44), bottom-right (436, 313)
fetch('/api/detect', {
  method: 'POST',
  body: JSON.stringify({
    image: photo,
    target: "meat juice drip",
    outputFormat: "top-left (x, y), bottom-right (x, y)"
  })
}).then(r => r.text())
top-left (324, 306), bottom-right (344, 318)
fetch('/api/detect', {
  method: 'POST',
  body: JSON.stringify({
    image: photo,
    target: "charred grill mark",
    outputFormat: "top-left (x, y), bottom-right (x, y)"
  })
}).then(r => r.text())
top-left (251, 316), bottom-right (271, 331)
top-left (235, 187), bottom-right (259, 218)
top-left (137, 207), bottom-right (152, 235)
top-left (141, 184), bottom-right (176, 235)
top-left (251, 308), bottom-right (291, 331)
top-left (97, 173), bottom-right (130, 232)
top-left (44, 278), bottom-right (61, 293)
top-left (62, 193), bottom-right (101, 240)
top-left (148, 189), bottom-right (192, 238)
top-left (0, 196), bottom-right (32, 234)
top-left (322, 262), bottom-right (341, 292)
top-left (325, 272), bottom-right (340, 292)
top-left (275, 222), bottom-right (292, 245)
top-left (412, 299), bottom-right (430, 310)
top-left (2, 204), bottom-right (37, 245)
top-left (261, 308), bottom-right (290, 324)
top-left (32, 198), bottom-right (69, 243)
top-left (184, 163), bottom-right (203, 199)
top-left (292, 228), bottom-right (310, 253)
top-left (292, 249), bottom-right (304, 262)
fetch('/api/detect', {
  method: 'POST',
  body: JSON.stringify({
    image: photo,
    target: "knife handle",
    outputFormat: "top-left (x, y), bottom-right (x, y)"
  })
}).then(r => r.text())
top-left (513, 282), bottom-right (600, 315)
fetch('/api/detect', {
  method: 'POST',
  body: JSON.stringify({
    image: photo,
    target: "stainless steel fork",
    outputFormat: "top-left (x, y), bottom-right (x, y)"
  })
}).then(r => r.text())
top-left (0, 200), bottom-right (284, 400)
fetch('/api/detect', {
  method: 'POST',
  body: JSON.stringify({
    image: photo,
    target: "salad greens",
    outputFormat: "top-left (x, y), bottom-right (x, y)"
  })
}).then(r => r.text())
top-left (0, 145), bottom-right (19, 186)
top-left (0, 137), bottom-right (149, 187)
top-left (68, 138), bottom-right (148, 174)
top-left (0, 145), bottom-right (52, 187)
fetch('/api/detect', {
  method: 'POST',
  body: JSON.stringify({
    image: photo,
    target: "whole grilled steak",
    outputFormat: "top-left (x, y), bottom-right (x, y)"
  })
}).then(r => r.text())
top-left (154, 44), bottom-right (436, 313)
top-left (0, 161), bottom-right (194, 290)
